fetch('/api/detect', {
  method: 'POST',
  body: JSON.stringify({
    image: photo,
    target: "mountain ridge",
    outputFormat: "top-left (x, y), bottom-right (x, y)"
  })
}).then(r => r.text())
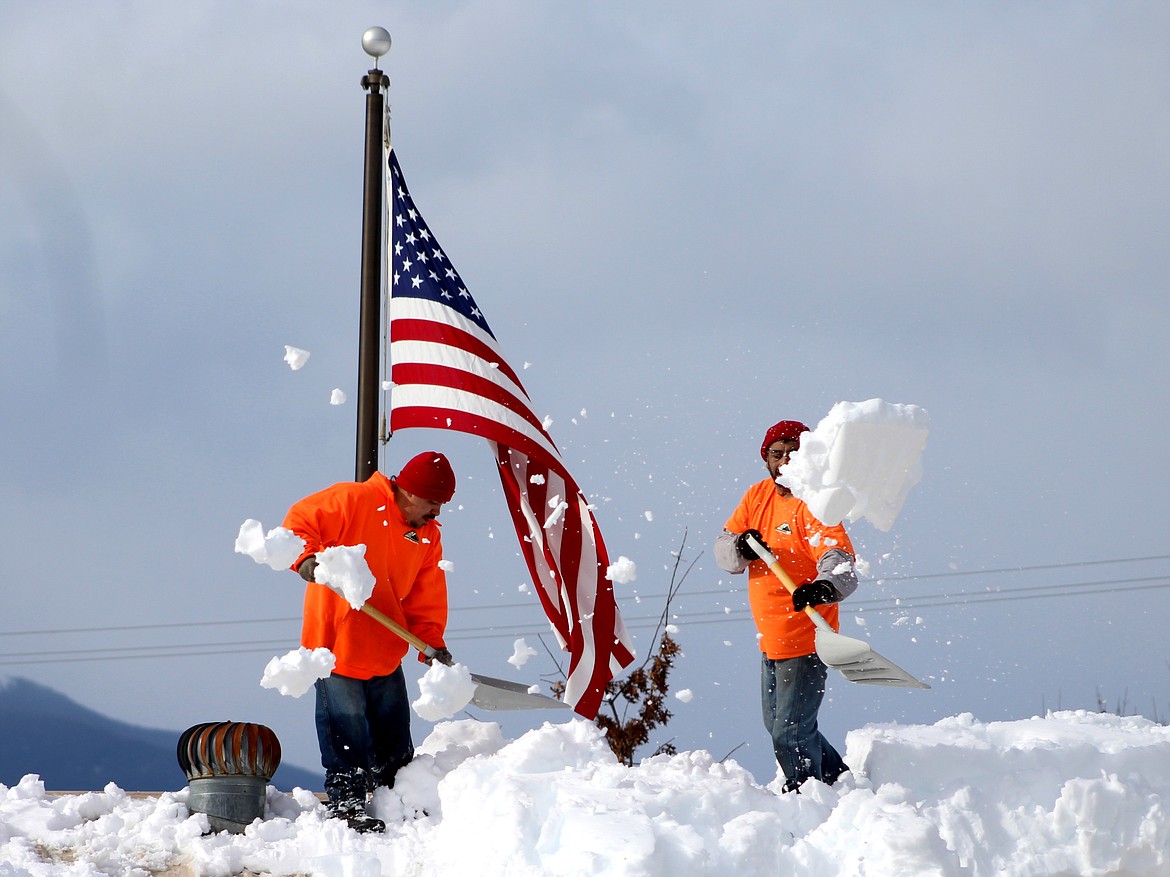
top-left (0, 676), bottom-right (322, 792)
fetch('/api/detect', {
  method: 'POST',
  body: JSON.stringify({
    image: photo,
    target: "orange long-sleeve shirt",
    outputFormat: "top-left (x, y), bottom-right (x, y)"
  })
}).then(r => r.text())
top-left (724, 479), bottom-right (854, 659)
top-left (282, 471), bottom-right (447, 679)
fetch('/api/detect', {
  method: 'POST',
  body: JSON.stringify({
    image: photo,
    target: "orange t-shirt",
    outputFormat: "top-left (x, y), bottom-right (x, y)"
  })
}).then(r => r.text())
top-left (282, 471), bottom-right (447, 679)
top-left (724, 479), bottom-right (854, 659)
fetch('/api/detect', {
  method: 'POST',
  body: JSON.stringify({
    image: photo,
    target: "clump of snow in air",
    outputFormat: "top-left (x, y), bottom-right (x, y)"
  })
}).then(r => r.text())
top-left (314, 544), bottom-right (376, 608)
top-left (330, 388), bottom-right (347, 405)
top-left (411, 662), bottom-right (476, 721)
top-left (507, 638), bottom-right (538, 668)
top-left (8, 711), bottom-right (1170, 876)
top-left (438, 559), bottom-right (454, 573)
top-left (675, 688), bottom-right (694, 703)
top-left (260, 647), bottom-right (335, 697)
top-left (283, 345), bottom-right (310, 370)
top-left (234, 519), bottom-right (305, 570)
top-left (606, 555), bottom-right (637, 584)
top-left (543, 495), bottom-right (568, 528)
top-left (778, 398), bottom-right (929, 531)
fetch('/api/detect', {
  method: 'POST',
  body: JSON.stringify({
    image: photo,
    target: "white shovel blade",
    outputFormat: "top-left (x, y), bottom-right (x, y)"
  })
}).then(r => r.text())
top-left (814, 629), bottom-right (930, 689)
top-left (469, 673), bottom-right (571, 711)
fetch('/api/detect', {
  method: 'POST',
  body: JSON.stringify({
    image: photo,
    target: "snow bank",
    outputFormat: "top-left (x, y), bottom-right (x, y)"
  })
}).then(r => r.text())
top-left (4, 712), bottom-right (1169, 877)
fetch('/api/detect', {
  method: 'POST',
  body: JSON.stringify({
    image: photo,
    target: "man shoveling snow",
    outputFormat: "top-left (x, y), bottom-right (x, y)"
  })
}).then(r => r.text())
top-left (713, 400), bottom-right (929, 793)
top-left (280, 451), bottom-right (458, 834)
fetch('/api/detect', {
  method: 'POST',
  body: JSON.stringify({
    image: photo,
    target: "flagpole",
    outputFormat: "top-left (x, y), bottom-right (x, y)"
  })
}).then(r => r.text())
top-left (356, 27), bottom-right (391, 481)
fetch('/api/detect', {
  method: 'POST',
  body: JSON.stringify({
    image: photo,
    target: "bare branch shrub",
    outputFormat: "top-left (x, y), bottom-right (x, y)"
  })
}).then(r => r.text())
top-left (549, 530), bottom-right (699, 766)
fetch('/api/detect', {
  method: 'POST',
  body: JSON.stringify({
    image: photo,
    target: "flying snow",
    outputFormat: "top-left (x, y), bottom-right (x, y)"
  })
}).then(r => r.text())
top-left (260, 647), bottom-right (335, 698)
top-left (606, 556), bottom-right (637, 584)
top-left (234, 520), bottom-right (304, 571)
top-left (282, 345), bottom-right (310, 370)
top-left (411, 662), bottom-right (476, 721)
top-left (507, 638), bottom-right (538, 669)
top-left (778, 397), bottom-right (929, 531)
top-left (314, 545), bottom-right (376, 609)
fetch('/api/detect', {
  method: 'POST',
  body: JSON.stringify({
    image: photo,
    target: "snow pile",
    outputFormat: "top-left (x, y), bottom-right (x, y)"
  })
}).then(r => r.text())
top-left (4, 711), bottom-right (1169, 876)
top-left (779, 398), bottom-right (930, 531)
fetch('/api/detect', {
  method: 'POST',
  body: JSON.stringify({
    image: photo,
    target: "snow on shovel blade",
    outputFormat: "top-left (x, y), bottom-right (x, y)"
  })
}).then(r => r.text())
top-left (469, 674), bottom-right (571, 711)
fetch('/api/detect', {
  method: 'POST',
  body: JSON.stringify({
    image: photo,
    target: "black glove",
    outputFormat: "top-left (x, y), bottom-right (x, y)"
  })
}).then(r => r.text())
top-left (426, 647), bottom-right (454, 667)
top-left (792, 580), bottom-right (836, 612)
top-left (734, 529), bottom-right (765, 561)
top-left (297, 556), bottom-right (318, 583)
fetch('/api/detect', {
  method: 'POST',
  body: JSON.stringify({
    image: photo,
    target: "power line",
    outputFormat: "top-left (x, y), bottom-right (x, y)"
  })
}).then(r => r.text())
top-left (4, 552), bottom-right (1166, 640)
top-left (1, 557), bottom-right (1167, 668)
top-left (0, 617), bottom-right (301, 638)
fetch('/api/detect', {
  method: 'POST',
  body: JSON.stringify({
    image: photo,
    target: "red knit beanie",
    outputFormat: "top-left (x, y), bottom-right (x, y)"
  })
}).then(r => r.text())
top-left (395, 451), bottom-right (456, 503)
top-left (760, 420), bottom-right (809, 460)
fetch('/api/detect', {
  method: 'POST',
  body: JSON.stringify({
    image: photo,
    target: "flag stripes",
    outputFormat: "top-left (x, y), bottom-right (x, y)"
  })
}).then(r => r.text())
top-left (385, 149), bottom-right (634, 717)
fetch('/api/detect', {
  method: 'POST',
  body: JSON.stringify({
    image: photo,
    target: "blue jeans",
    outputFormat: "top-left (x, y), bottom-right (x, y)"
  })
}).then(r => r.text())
top-left (314, 669), bottom-right (414, 808)
top-left (761, 653), bottom-right (847, 790)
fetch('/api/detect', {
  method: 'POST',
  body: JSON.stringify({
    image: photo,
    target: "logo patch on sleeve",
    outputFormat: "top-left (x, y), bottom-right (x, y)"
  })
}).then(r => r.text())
top-left (775, 523), bottom-right (793, 535)
top-left (404, 530), bottom-right (420, 544)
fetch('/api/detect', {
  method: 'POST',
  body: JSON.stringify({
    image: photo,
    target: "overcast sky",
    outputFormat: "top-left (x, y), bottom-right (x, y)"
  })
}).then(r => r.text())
top-left (3, 2), bottom-right (1169, 782)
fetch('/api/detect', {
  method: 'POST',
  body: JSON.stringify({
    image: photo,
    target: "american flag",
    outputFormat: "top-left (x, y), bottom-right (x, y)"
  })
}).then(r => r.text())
top-left (385, 149), bottom-right (635, 718)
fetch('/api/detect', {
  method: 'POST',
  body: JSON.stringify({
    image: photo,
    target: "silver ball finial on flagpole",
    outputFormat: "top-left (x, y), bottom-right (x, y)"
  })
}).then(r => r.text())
top-left (362, 27), bottom-right (392, 63)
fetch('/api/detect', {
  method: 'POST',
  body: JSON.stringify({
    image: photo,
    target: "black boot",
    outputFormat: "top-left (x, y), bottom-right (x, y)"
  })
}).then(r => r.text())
top-left (327, 796), bottom-right (385, 834)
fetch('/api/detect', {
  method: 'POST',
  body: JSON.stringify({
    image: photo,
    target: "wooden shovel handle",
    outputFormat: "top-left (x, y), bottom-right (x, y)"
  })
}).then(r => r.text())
top-left (311, 572), bottom-right (437, 657)
top-left (744, 534), bottom-right (833, 631)
top-left (357, 602), bottom-right (437, 659)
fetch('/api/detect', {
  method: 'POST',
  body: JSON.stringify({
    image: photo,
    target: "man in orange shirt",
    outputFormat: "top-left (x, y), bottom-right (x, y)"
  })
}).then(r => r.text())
top-left (283, 451), bottom-right (456, 832)
top-left (715, 420), bottom-right (857, 793)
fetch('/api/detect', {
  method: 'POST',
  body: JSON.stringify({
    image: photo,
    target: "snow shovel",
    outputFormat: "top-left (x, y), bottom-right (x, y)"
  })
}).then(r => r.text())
top-left (745, 534), bottom-right (929, 689)
top-left (357, 602), bottom-right (570, 711)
